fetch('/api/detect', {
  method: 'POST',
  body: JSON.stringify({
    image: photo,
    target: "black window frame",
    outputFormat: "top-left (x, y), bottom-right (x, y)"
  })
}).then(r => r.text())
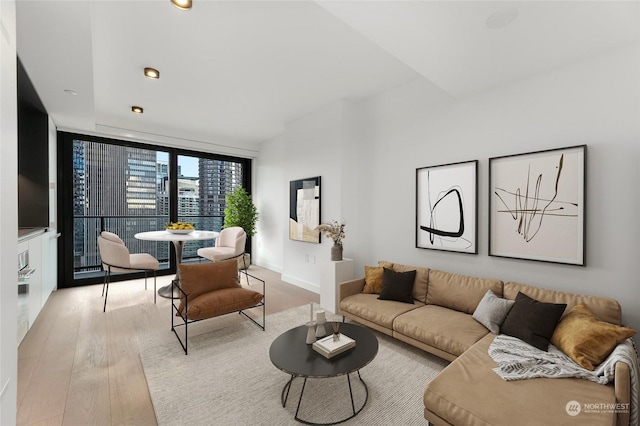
top-left (57, 131), bottom-right (252, 288)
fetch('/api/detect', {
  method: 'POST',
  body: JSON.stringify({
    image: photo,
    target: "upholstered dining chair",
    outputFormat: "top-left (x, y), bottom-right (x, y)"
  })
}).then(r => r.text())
top-left (197, 226), bottom-right (248, 284)
top-left (97, 231), bottom-right (160, 312)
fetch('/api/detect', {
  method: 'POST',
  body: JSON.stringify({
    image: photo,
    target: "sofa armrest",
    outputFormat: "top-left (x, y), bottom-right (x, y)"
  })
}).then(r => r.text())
top-left (615, 361), bottom-right (631, 426)
top-left (338, 278), bottom-right (365, 303)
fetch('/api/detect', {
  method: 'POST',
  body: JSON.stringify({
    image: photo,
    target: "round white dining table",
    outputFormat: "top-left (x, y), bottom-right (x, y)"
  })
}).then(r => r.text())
top-left (134, 230), bottom-right (219, 298)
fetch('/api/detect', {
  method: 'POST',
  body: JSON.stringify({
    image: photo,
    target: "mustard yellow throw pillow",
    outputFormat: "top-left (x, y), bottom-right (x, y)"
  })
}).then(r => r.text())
top-left (362, 262), bottom-right (393, 294)
top-left (551, 304), bottom-right (636, 370)
top-left (362, 266), bottom-right (384, 294)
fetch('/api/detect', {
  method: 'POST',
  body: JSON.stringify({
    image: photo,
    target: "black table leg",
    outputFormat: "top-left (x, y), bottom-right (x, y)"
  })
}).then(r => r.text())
top-left (281, 371), bottom-right (369, 425)
top-left (282, 375), bottom-right (295, 407)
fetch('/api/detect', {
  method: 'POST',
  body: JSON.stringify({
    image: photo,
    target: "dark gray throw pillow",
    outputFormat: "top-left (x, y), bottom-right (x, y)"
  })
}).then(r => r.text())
top-left (501, 291), bottom-right (567, 351)
top-left (377, 267), bottom-right (416, 304)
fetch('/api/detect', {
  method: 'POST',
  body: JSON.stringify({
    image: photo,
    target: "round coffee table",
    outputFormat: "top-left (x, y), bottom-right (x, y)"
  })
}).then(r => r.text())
top-left (269, 322), bottom-right (378, 425)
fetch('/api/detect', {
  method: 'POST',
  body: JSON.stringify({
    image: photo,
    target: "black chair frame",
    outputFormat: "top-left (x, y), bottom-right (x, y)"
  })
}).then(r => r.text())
top-left (171, 271), bottom-right (265, 355)
top-left (101, 262), bottom-right (157, 312)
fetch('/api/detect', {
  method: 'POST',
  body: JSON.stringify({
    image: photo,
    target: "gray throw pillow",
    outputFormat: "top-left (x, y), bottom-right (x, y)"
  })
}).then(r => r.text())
top-left (472, 290), bottom-right (515, 334)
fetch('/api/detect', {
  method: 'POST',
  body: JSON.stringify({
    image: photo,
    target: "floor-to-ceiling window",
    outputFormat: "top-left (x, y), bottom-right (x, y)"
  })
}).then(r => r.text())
top-left (58, 132), bottom-right (251, 287)
top-left (176, 154), bottom-right (245, 259)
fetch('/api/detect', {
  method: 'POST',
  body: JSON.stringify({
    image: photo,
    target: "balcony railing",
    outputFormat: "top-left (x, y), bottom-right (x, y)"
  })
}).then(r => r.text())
top-left (73, 214), bottom-right (223, 279)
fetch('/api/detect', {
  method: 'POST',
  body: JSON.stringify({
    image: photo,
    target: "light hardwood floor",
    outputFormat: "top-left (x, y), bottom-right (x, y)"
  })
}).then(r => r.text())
top-left (17, 266), bottom-right (319, 426)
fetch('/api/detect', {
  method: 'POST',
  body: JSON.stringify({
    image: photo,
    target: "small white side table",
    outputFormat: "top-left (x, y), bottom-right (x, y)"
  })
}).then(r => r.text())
top-left (320, 258), bottom-right (354, 314)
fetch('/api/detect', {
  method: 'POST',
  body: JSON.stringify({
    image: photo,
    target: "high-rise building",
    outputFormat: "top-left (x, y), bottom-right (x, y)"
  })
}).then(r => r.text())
top-left (72, 140), bottom-right (163, 274)
top-left (72, 142), bottom-right (247, 277)
top-left (199, 158), bottom-right (243, 232)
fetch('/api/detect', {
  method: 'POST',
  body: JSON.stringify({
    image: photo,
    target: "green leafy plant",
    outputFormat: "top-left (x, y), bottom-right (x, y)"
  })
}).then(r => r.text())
top-left (223, 187), bottom-right (258, 237)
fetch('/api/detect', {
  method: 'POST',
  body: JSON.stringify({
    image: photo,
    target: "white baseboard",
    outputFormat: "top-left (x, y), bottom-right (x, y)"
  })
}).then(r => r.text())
top-left (255, 260), bottom-right (283, 274)
top-left (281, 274), bottom-right (320, 294)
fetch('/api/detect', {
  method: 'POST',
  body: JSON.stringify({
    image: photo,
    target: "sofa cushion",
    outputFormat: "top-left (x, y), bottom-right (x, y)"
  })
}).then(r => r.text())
top-left (390, 262), bottom-right (429, 303)
top-left (185, 287), bottom-right (263, 321)
top-left (501, 292), bottom-right (566, 351)
top-left (362, 261), bottom-right (393, 294)
top-left (551, 304), bottom-right (636, 371)
top-left (426, 269), bottom-right (502, 314)
top-left (424, 334), bottom-right (617, 426)
top-left (504, 281), bottom-right (622, 325)
top-left (472, 290), bottom-right (515, 334)
top-left (177, 259), bottom-right (241, 314)
top-left (378, 268), bottom-right (416, 304)
top-left (339, 293), bottom-right (422, 329)
top-left (393, 305), bottom-right (489, 357)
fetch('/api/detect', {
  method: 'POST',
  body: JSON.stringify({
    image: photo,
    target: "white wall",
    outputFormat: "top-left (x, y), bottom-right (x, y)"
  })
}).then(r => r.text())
top-left (48, 117), bottom-right (57, 230)
top-left (255, 44), bottom-right (640, 331)
top-left (255, 135), bottom-right (286, 272)
top-left (279, 102), bottom-right (346, 292)
top-left (0, 0), bottom-right (18, 424)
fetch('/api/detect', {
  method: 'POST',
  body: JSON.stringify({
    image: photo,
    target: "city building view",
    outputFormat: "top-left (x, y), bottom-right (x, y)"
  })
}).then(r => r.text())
top-left (72, 139), bottom-right (244, 278)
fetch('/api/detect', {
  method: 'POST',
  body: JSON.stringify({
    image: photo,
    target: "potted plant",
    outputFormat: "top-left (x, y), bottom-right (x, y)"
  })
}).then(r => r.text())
top-left (223, 187), bottom-right (258, 269)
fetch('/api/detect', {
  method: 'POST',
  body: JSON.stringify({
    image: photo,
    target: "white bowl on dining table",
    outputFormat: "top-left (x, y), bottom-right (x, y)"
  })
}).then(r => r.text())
top-left (166, 229), bottom-right (194, 234)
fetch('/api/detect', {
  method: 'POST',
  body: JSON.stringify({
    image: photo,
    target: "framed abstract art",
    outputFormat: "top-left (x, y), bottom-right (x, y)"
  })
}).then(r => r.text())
top-left (289, 176), bottom-right (321, 243)
top-left (416, 160), bottom-right (478, 254)
top-left (489, 145), bottom-right (586, 266)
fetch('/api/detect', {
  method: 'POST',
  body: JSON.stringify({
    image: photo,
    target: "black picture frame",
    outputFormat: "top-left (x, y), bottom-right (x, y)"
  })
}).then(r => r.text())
top-left (489, 145), bottom-right (586, 266)
top-left (416, 160), bottom-right (478, 254)
top-left (289, 176), bottom-right (321, 243)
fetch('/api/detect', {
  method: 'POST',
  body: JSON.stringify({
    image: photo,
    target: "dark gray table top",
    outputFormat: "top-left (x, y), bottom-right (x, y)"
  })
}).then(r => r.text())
top-left (269, 322), bottom-right (378, 378)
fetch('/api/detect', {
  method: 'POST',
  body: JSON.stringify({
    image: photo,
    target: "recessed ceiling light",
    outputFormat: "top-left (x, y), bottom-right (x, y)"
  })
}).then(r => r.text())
top-left (132, 106), bottom-right (144, 114)
top-left (486, 7), bottom-right (518, 30)
top-left (144, 67), bottom-right (160, 79)
top-left (64, 89), bottom-right (78, 96)
top-left (171, 0), bottom-right (192, 10)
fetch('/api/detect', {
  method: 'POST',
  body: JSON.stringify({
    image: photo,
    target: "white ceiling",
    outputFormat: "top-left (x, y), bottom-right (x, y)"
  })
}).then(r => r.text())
top-left (15, 1), bottom-right (639, 153)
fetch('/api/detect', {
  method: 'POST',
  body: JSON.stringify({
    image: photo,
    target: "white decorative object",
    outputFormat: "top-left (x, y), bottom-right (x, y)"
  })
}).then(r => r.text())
top-left (306, 321), bottom-right (317, 344)
top-left (320, 258), bottom-right (354, 314)
top-left (315, 310), bottom-right (327, 337)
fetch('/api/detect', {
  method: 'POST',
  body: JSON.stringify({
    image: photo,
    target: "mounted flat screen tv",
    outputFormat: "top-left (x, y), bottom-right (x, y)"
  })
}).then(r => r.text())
top-left (17, 56), bottom-right (49, 229)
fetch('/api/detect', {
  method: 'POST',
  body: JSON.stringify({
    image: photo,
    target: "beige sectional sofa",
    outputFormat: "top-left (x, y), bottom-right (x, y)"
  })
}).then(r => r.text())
top-left (338, 261), bottom-right (633, 426)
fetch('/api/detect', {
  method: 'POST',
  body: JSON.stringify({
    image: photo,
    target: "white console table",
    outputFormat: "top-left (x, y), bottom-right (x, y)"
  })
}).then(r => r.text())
top-left (320, 258), bottom-right (354, 314)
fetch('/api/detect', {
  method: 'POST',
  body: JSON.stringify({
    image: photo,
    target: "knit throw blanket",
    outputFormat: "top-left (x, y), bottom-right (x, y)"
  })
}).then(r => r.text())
top-left (489, 335), bottom-right (639, 426)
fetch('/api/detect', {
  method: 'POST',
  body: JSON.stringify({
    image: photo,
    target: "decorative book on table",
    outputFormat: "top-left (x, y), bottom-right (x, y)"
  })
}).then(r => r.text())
top-left (312, 333), bottom-right (356, 359)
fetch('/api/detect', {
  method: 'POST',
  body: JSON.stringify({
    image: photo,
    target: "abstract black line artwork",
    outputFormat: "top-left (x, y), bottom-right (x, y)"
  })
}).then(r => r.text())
top-left (416, 160), bottom-right (477, 254)
top-left (489, 145), bottom-right (586, 266)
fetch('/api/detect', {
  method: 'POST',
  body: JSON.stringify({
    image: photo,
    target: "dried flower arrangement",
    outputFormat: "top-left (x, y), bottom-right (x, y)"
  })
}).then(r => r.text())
top-left (315, 220), bottom-right (346, 245)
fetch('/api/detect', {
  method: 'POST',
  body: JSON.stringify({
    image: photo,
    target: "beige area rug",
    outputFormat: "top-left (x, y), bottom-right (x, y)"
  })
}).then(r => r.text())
top-left (139, 305), bottom-right (449, 426)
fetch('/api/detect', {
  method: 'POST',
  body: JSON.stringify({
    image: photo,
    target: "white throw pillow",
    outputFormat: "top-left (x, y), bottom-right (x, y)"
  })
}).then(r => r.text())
top-left (473, 290), bottom-right (515, 334)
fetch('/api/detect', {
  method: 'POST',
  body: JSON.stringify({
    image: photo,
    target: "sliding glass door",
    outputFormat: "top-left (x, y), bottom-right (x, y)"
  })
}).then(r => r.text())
top-left (175, 154), bottom-right (245, 260)
top-left (58, 132), bottom-right (250, 287)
